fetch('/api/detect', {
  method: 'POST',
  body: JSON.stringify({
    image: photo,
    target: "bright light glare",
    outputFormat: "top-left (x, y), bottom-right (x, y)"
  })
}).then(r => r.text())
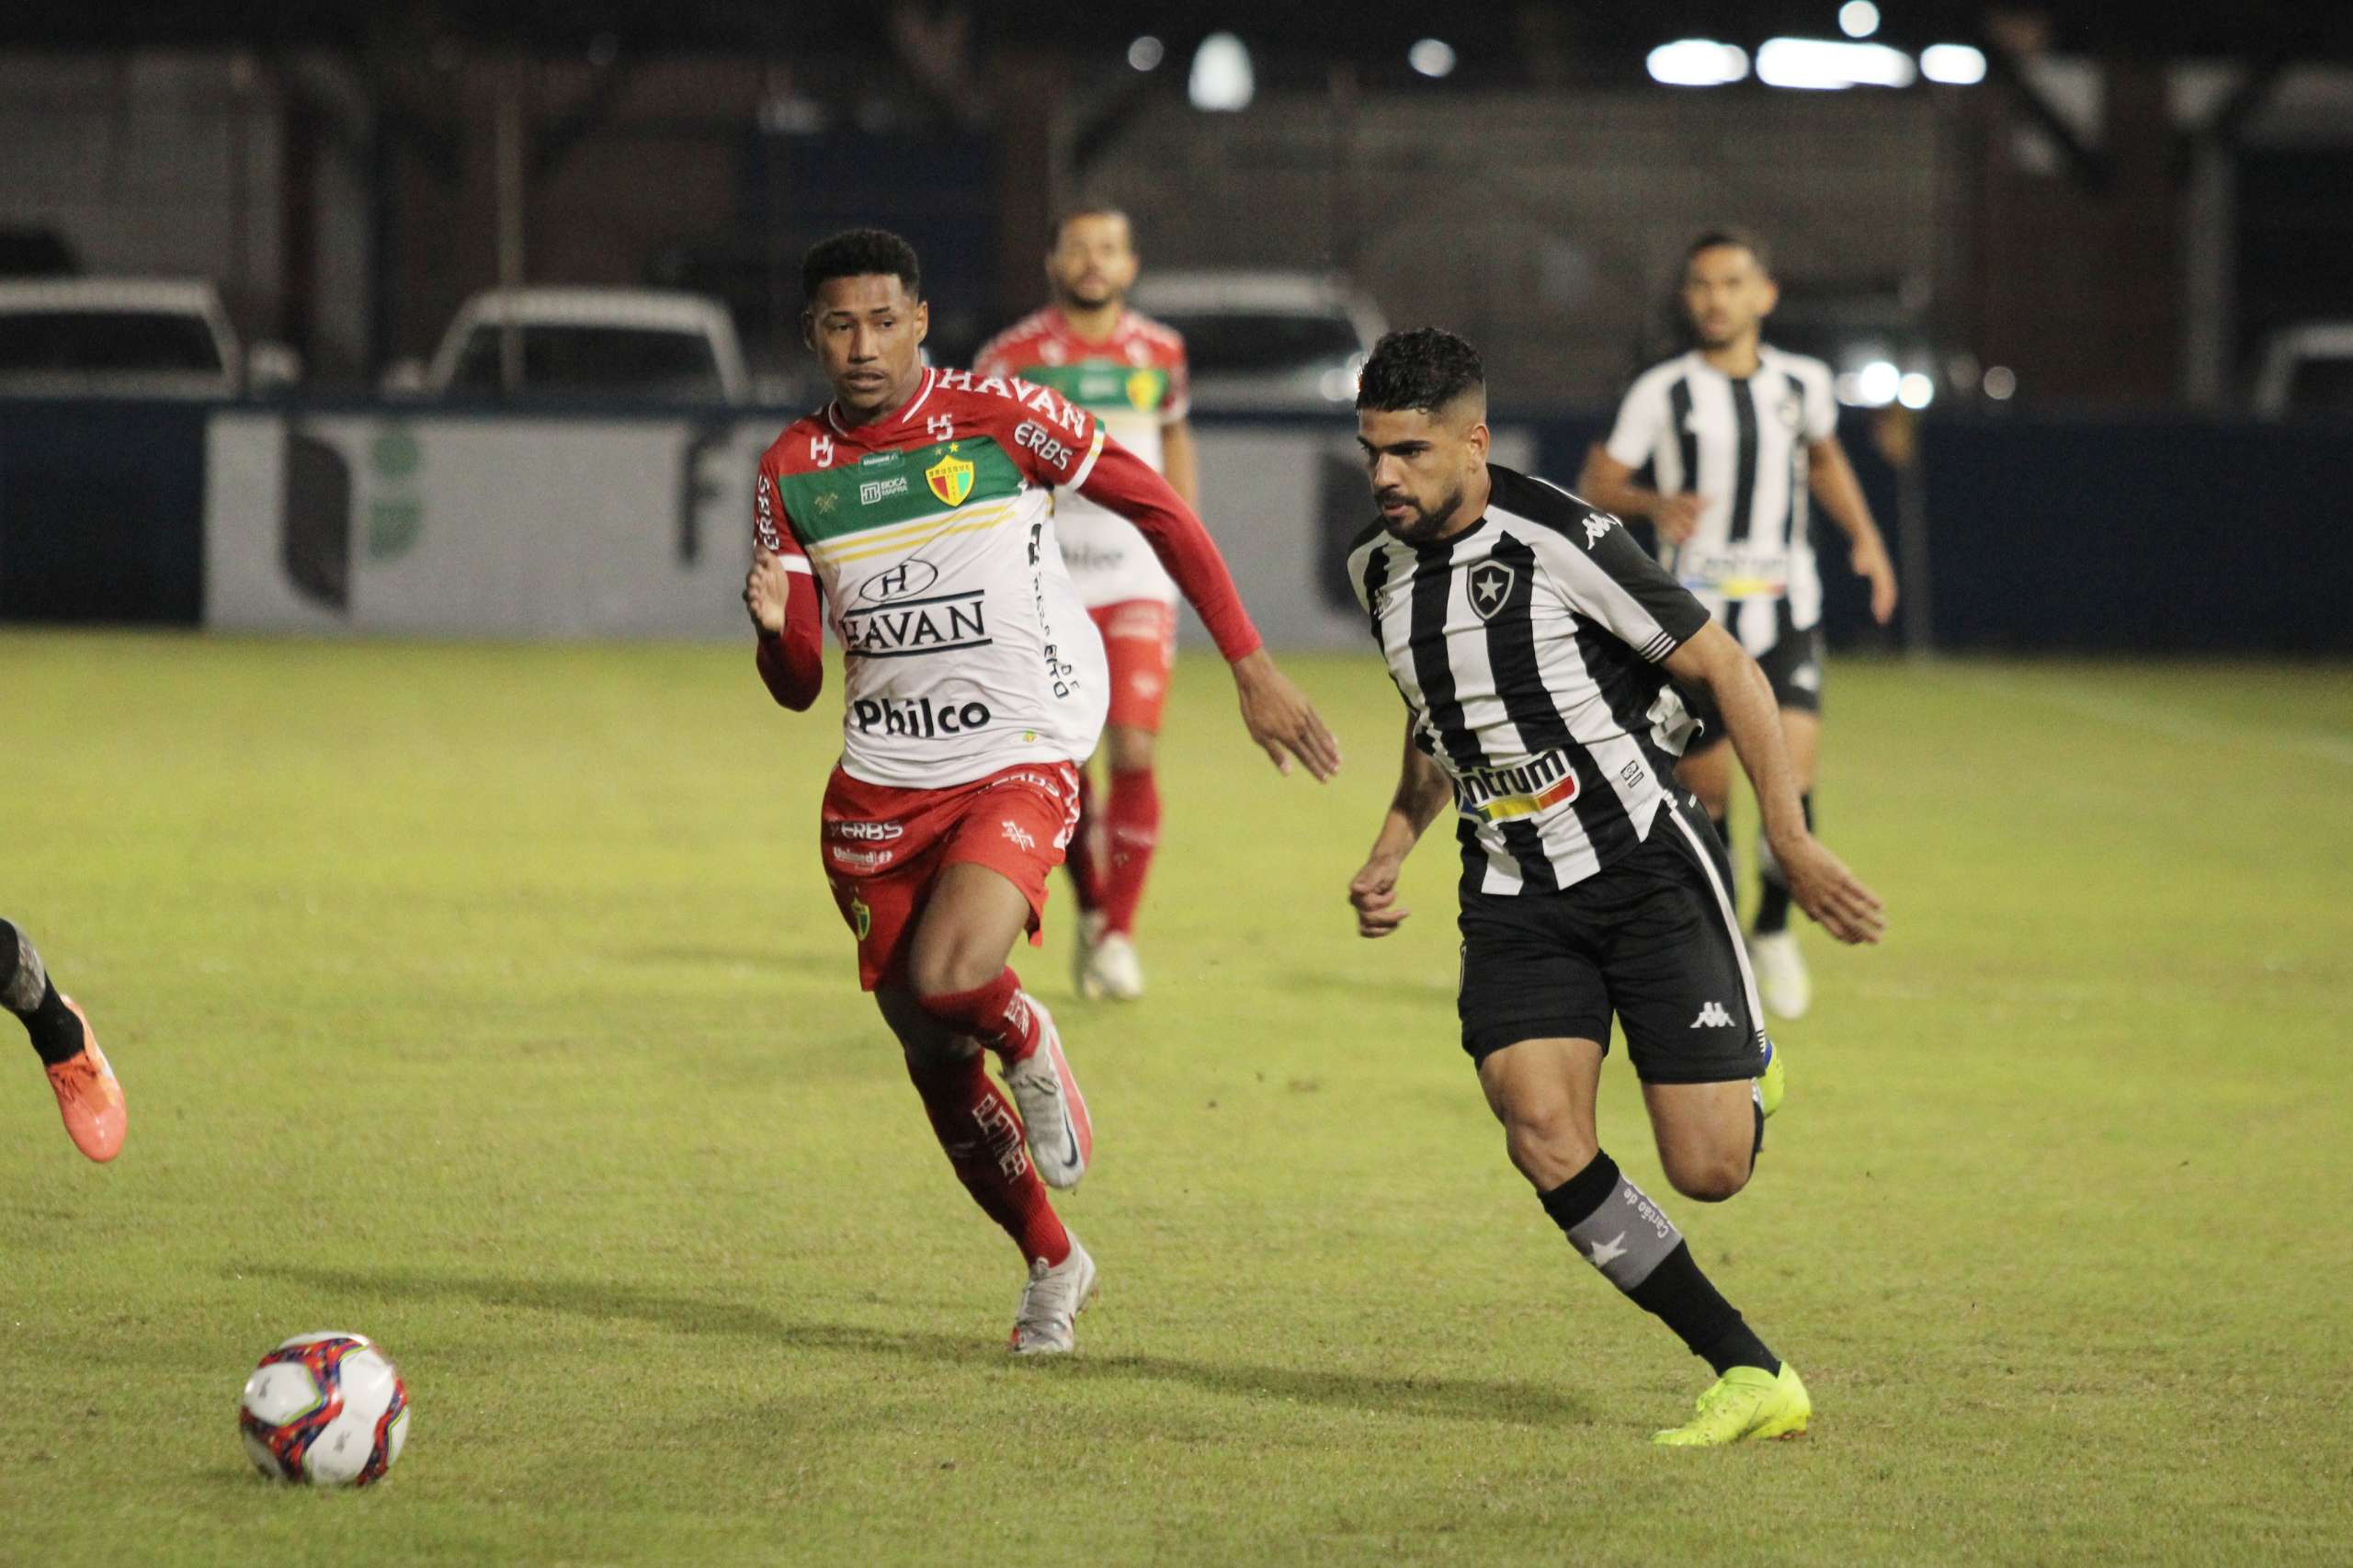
top-left (1646, 39), bottom-right (1751, 87)
top-left (1897, 371), bottom-right (1936, 409)
top-left (1920, 44), bottom-right (1988, 85)
top-left (1127, 35), bottom-right (1165, 72)
top-left (1983, 365), bottom-right (2017, 400)
top-left (1409, 39), bottom-right (1457, 78)
top-left (1857, 360), bottom-right (1902, 404)
top-left (1188, 32), bottom-right (1254, 111)
top-left (1839, 2), bottom-right (1881, 38)
top-left (1756, 38), bottom-right (1917, 89)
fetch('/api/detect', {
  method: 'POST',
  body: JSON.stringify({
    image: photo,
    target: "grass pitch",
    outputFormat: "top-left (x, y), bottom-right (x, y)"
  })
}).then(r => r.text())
top-left (3, 631), bottom-right (2348, 1565)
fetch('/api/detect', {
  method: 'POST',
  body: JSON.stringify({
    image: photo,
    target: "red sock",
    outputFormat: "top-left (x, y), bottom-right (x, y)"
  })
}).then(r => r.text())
top-left (919, 968), bottom-right (1043, 1068)
top-left (1064, 771), bottom-right (1104, 913)
top-left (905, 1051), bottom-right (1071, 1267)
top-left (1099, 767), bottom-right (1160, 937)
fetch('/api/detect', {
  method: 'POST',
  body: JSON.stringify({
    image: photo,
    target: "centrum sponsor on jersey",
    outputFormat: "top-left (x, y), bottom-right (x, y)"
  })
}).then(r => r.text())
top-left (850, 694), bottom-right (993, 737)
top-left (1452, 749), bottom-right (1582, 822)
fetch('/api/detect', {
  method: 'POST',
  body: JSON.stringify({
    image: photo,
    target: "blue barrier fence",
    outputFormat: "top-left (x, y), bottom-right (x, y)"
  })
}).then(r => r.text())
top-left (4, 396), bottom-right (2348, 651)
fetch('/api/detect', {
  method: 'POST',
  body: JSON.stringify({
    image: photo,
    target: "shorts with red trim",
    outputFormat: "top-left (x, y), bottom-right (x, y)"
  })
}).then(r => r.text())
top-left (1088, 599), bottom-right (1177, 733)
top-left (821, 761), bottom-right (1083, 991)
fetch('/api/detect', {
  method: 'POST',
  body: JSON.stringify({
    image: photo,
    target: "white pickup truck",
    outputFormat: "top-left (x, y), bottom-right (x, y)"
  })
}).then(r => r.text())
top-left (0, 277), bottom-right (299, 398)
top-left (396, 286), bottom-right (751, 404)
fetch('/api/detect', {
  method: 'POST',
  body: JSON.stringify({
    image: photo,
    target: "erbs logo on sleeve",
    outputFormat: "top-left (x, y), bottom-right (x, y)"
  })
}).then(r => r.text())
top-left (850, 694), bottom-right (993, 738)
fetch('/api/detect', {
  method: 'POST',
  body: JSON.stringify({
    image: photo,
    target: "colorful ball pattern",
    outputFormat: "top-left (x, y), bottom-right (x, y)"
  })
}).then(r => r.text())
top-left (238, 1332), bottom-right (409, 1487)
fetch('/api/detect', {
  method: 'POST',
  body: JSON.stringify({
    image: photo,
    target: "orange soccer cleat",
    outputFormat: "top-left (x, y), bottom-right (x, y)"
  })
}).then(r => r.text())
top-left (44, 996), bottom-right (125, 1163)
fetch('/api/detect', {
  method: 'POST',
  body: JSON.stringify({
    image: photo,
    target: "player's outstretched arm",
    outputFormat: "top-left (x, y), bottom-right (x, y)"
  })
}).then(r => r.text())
top-left (1807, 437), bottom-right (1898, 625)
top-left (1664, 623), bottom-right (1886, 945)
top-left (1347, 720), bottom-right (1451, 937)
top-left (745, 547), bottom-right (823, 710)
top-left (1077, 437), bottom-right (1342, 780)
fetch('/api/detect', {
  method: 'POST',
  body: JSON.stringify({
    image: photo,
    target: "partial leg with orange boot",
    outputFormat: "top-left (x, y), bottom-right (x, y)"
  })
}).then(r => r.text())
top-left (2, 918), bottom-right (124, 1162)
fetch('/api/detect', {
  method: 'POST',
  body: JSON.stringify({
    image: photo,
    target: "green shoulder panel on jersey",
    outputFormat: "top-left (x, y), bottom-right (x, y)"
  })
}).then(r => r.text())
top-left (774, 437), bottom-right (1026, 544)
top-left (1011, 361), bottom-right (1172, 416)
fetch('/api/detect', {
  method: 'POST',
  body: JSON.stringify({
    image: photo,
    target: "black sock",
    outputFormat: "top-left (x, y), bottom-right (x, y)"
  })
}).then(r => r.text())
top-left (1538, 1151), bottom-right (1780, 1378)
top-left (1, 920), bottom-right (86, 1066)
top-left (1753, 792), bottom-right (1813, 936)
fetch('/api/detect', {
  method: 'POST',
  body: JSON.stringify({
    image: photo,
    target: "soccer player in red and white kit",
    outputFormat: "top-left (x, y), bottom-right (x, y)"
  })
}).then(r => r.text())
top-left (743, 230), bottom-right (1340, 1353)
top-left (975, 208), bottom-right (1192, 1002)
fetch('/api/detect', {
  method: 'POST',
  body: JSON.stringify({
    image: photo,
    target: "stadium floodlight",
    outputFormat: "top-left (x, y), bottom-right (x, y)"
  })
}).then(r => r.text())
top-left (1188, 32), bottom-right (1255, 111)
top-left (1897, 371), bottom-right (1936, 409)
top-left (1838, 2), bottom-right (1881, 38)
top-left (1920, 44), bottom-right (1988, 85)
top-left (1127, 36), bottom-right (1165, 73)
top-left (1857, 359), bottom-right (1901, 404)
top-left (1646, 39), bottom-right (1751, 88)
top-left (1409, 39), bottom-right (1458, 79)
top-left (1756, 38), bottom-right (1917, 89)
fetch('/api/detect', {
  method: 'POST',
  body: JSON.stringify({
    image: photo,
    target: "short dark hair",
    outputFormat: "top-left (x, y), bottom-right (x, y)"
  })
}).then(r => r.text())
top-left (1687, 227), bottom-right (1771, 275)
top-left (802, 228), bottom-right (922, 304)
top-left (1048, 204), bottom-right (1131, 246)
top-left (1355, 327), bottom-right (1485, 415)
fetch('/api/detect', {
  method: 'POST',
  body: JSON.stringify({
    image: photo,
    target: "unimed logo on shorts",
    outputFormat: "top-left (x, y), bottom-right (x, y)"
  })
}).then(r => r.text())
top-left (850, 695), bottom-right (993, 738)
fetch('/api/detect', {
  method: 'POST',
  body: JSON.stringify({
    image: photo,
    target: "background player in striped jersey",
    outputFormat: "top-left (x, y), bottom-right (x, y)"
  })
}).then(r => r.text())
top-left (1344, 328), bottom-right (1883, 1444)
top-left (3, 917), bottom-right (124, 1162)
top-left (975, 208), bottom-right (1193, 1003)
top-left (1577, 231), bottom-right (1897, 1020)
top-left (744, 229), bottom-right (1338, 1355)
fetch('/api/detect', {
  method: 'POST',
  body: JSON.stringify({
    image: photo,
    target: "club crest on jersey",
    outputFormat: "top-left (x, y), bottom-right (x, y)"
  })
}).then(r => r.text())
top-left (1468, 561), bottom-right (1516, 620)
top-left (1125, 369), bottom-right (1165, 411)
top-left (926, 449), bottom-right (975, 507)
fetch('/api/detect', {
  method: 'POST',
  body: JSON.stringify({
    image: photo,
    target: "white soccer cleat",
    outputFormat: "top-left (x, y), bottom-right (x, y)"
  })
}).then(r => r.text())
top-left (1079, 930), bottom-right (1145, 1003)
top-left (1001, 997), bottom-right (1092, 1189)
top-left (1009, 1235), bottom-right (1098, 1355)
top-left (1749, 931), bottom-right (1812, 1020)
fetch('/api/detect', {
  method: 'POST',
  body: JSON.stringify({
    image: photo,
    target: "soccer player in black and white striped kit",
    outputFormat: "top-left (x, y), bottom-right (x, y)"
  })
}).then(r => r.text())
top-left (1579, 231), bottom-right (1897, 1020)
top-left (1344, 328), bottom-right (1883, 1444)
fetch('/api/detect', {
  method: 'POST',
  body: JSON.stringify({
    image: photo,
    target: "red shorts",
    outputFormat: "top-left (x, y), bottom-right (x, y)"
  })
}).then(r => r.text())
top-left (821, 762), bottom-right (1082, 992)
top-left (1089, 599), bottom-right (1177, 733)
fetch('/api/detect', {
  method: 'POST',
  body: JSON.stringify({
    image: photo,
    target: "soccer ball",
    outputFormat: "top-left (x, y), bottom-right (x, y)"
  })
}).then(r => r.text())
top-left (238, 1332), bottom-right (410, 1487)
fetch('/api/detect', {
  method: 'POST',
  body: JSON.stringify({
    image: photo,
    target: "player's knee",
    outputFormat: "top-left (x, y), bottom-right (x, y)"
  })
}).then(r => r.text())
top-left (1662, 1147), bottom-right (1751, 1203)
top-left (1501, 1101), bottom-right (1597, 1188)
top-left (906, 941), bottom-right (1000, 1001)
top-left (1106, 724), bottom-right (1154, 773)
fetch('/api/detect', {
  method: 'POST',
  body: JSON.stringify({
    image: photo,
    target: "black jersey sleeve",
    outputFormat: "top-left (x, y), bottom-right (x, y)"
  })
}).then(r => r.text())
top-left (1496, 466), bottom-right (1711, 663)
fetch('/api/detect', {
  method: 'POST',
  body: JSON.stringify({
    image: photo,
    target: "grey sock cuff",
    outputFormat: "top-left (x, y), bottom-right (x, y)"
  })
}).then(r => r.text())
top-left (1563, 1174), bottom-right (1685, 1292)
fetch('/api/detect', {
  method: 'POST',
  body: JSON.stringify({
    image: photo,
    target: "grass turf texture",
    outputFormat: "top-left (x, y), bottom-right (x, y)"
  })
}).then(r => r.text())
top-left (3, 631), bottom-right (2348, 1565)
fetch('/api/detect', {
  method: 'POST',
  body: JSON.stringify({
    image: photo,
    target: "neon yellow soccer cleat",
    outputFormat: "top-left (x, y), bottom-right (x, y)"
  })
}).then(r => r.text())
top-left (1651, 1362), bottom-right (1811, 1446)
top-left (1755, 1039), bottom-right (1785, 1119)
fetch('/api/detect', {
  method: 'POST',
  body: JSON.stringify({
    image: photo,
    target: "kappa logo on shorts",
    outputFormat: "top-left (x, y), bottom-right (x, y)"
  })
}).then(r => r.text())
top-left (1691, 1001), bottom-right (1735, 1028)
top-left (1001, 819), bottom-right (1037, 852)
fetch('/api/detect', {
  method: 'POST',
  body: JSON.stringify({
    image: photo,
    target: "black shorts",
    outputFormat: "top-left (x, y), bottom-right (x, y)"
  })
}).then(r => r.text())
top-left (1678, 604), bottom-right (1823, 746)
top-left (1456, 791), bottom-right (1771, 1083)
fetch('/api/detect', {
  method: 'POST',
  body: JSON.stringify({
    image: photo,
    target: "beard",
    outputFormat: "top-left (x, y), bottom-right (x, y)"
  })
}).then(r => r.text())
top-left (1378, 480), bottom-right (1466, 545)
top-left (1056, 276), bottom-right (1118, 310)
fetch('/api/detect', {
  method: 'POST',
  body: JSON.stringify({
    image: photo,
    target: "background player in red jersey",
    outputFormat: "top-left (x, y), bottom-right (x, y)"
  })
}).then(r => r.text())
top-left (745, 229), bottom-right (1338, 1355)
top-left (976, 208), bottom-right (1194, 1002)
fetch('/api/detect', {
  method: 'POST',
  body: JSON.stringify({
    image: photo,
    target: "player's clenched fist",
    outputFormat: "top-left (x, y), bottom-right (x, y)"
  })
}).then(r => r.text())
top-left (1347, 854), bottom-right (1411, 938)
top-left (744, 549), bottom-right (792, 637)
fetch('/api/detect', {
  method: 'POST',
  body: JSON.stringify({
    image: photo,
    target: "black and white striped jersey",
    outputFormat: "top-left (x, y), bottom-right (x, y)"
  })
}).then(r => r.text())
top-left (1347, 464), bottom-right (1712, 897)
top-left (1602, 346), bottom-right (1836, 654)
